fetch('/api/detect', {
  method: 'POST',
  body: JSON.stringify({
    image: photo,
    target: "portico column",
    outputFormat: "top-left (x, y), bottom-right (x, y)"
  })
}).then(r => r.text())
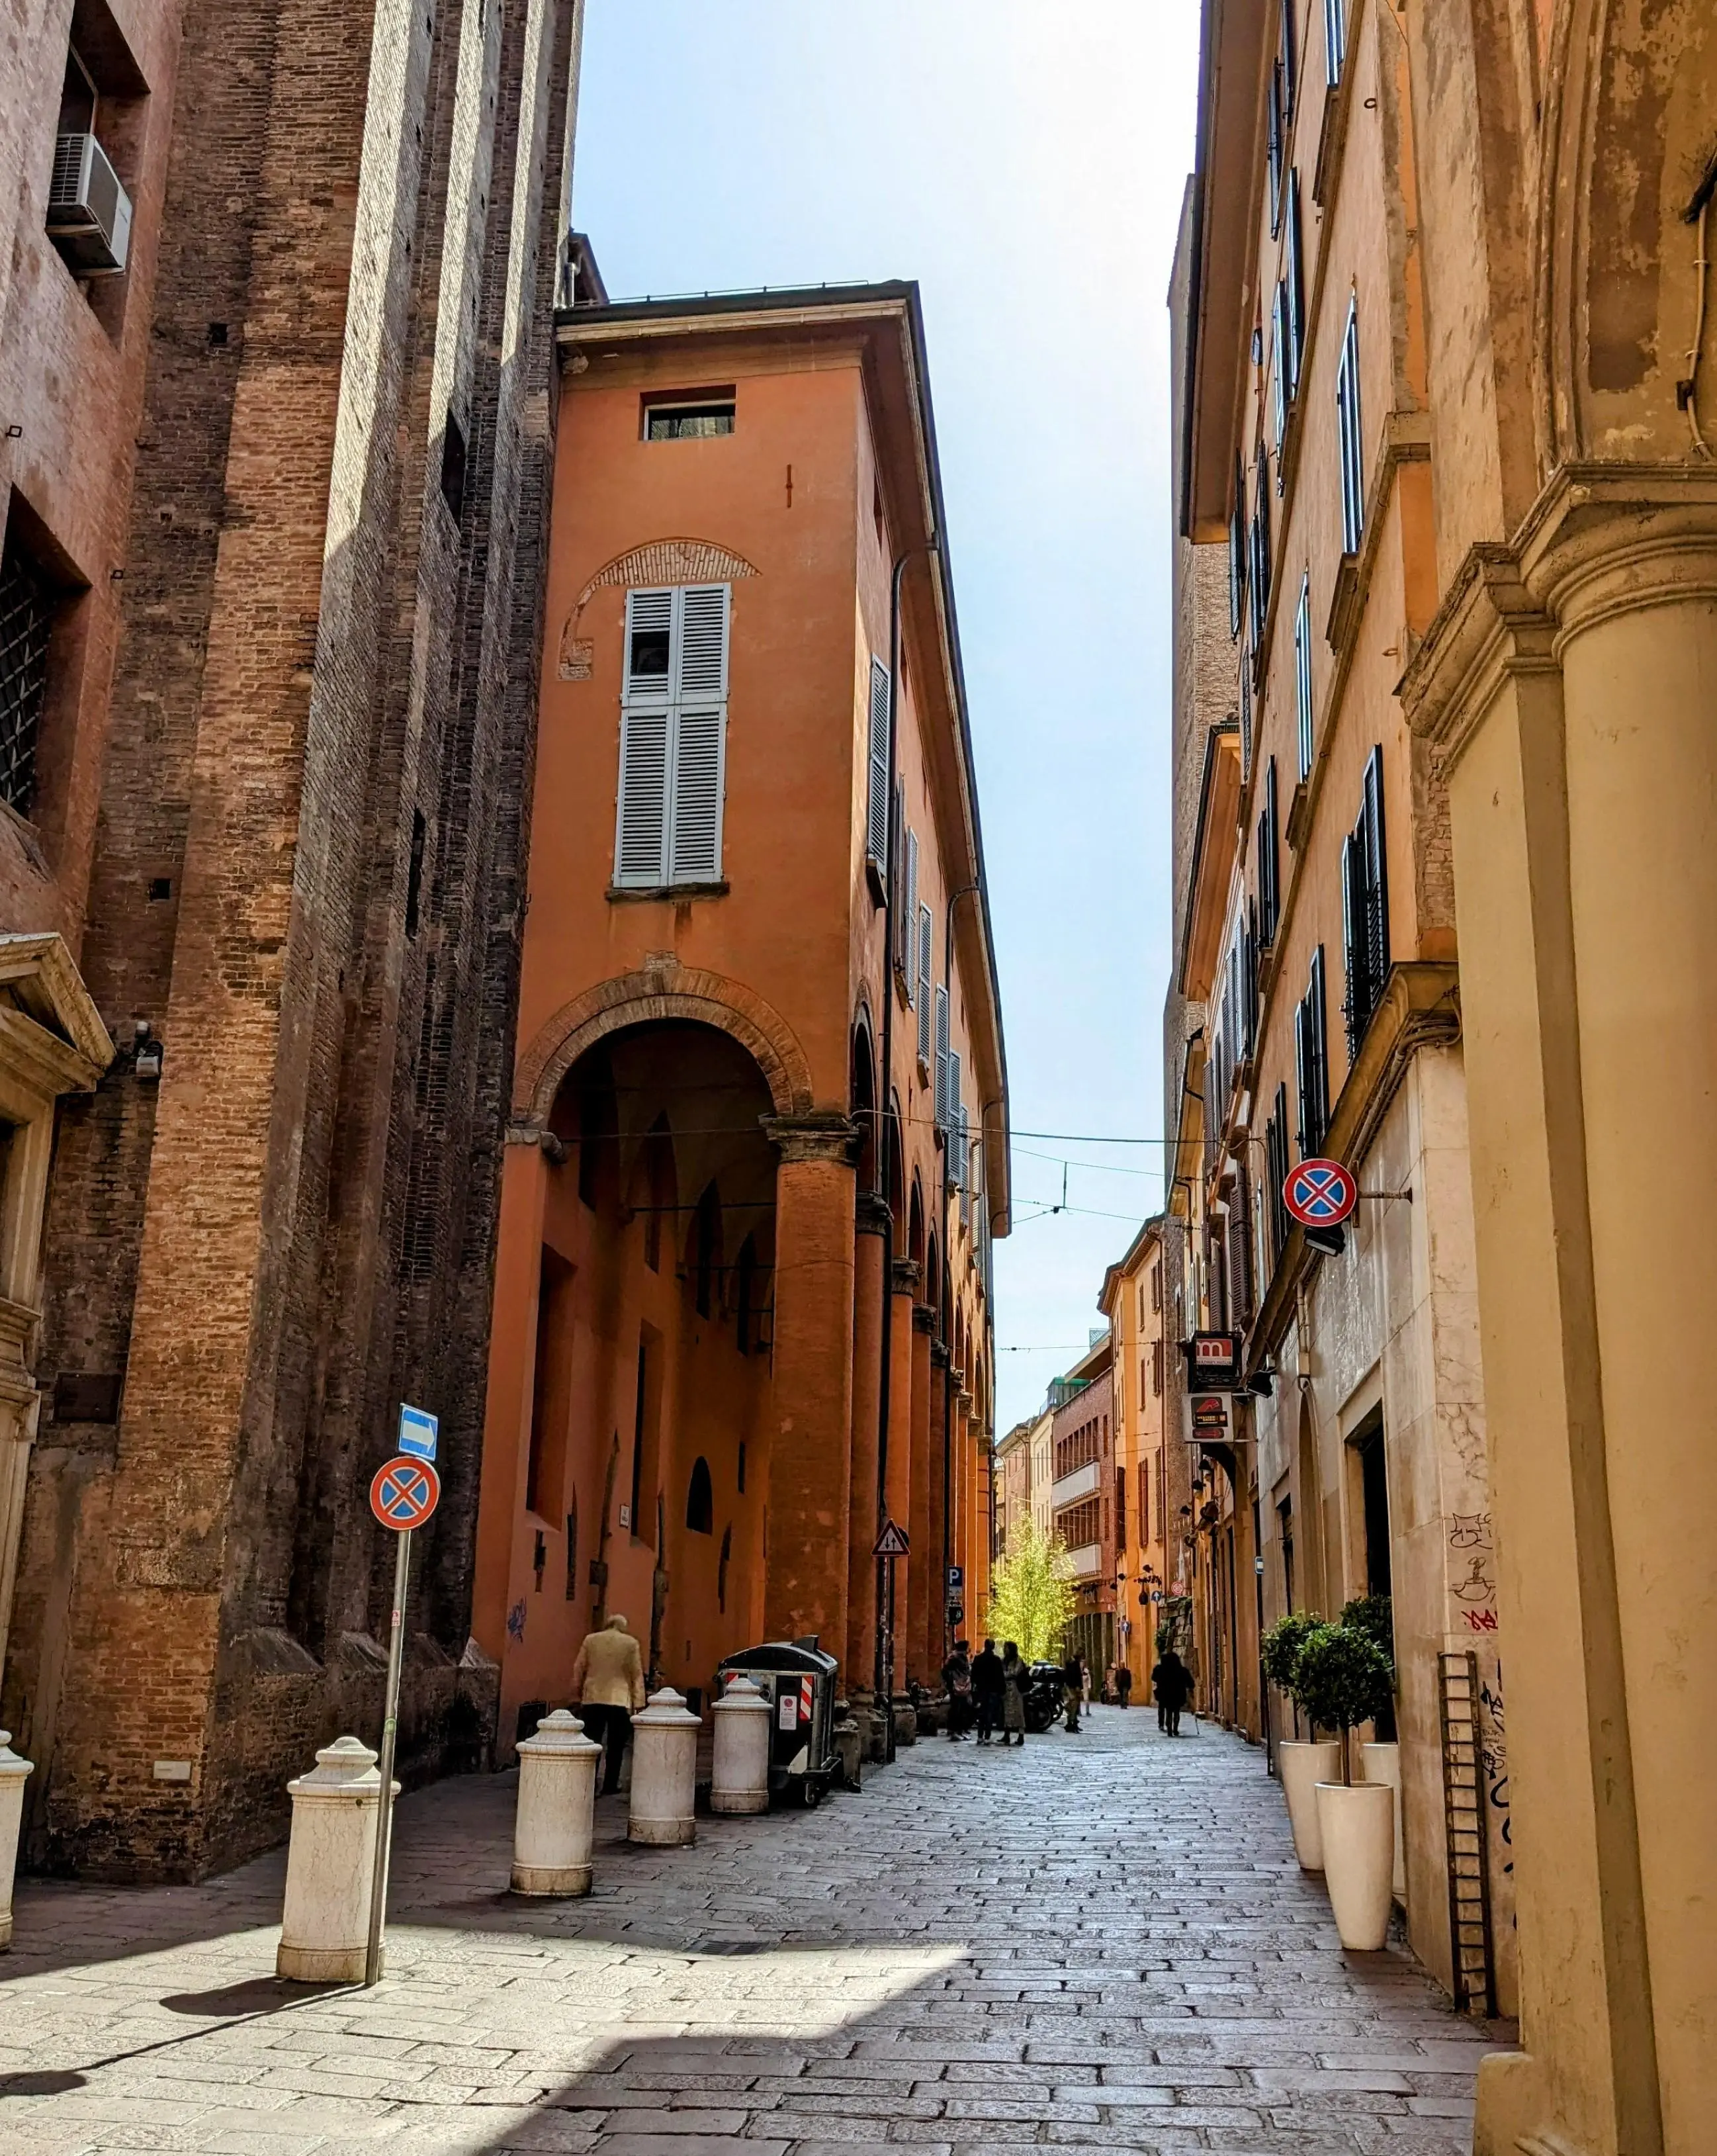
top-left (1404, 474), bottom-right (1717, 2156)
top-left (883, 1257), bottom-right (918, 1691)
top-left (928, 1341), bottom-right (949, 1662)
top-left (906, 1304), bottom-right (934, 1683)
top-left (845, 1192), bottom-right (889, 1696)
top-left (762, 1116), bottom-right (858, 1650)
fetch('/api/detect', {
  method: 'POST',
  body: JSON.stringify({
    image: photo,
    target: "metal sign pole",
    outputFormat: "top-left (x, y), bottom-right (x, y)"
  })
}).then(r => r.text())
top-left (883, 1556), bottom-right (897, 1762)
top-left (364, 1523), bottom-right (412, 1989)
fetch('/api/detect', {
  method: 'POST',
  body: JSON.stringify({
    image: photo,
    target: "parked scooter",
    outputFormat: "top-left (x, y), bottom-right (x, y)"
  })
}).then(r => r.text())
top-left (1022, 1662), bottom-right (1068, 1734)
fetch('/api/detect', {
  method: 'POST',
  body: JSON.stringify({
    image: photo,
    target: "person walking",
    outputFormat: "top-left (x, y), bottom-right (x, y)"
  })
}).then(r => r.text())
top-left (1000, 1641), bottom-right (1028, 1746)
top-left (942, 1639), bottom-right (975, 1740)
top-left (1063, 1648), bottom-right (1084, 1733)
top-left (1115, 1662), bottom-right (1133, 1710)
top-left (570, 1612), bottom-right (646, 1793)
top-left (971, 1638), bottom-right (1005, 1745)
top-left (1151, 1646), bottom-right (1192, 1737)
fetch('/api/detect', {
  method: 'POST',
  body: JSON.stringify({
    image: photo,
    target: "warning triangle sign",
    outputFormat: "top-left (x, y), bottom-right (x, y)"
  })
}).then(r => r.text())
top-left (873, 1518), bottom-right (910, 1557)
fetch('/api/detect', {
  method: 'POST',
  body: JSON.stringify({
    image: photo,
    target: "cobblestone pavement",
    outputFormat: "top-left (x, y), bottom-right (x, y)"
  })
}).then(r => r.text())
top-left (1, 1705), bottom-right (1511, 2155)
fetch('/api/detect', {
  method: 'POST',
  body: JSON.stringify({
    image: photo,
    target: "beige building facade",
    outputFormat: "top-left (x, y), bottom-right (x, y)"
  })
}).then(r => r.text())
top-left (1100, 1220), bottom-right (1170, 1697)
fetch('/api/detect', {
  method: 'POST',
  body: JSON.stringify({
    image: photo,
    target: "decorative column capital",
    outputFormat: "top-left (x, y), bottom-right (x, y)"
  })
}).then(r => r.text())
top-left (912, 1302), bottom-right (936, 1337)
top-left (930, 1339), bottom-right (951, 1369)
top-left (889, 1257), bottom-right (921, 1298)
top-left (762, 1112), bottom-right (860, 1166)
top-left (856, 1190), bottom-right (893, 1237)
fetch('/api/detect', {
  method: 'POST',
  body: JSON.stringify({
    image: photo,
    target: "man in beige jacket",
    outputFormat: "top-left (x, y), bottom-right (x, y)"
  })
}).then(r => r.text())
top-left (571, 1613), bottom-right (646, 1794)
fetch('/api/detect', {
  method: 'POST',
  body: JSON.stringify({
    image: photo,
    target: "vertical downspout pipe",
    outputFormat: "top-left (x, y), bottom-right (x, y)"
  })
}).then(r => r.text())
top-left (875, 539), bottom-right (936, 1712)
top-left (937, 881), bottom-right (979, 1666)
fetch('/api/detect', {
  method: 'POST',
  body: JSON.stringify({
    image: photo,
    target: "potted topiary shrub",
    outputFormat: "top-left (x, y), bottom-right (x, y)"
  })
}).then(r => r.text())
top-left (1341, 1595), bottom-right (1403, 1897)
top-left (1294, 1622), bottom-right (1399, 1950)
top-left (1262, 1611), bottom-right (1341, 1870)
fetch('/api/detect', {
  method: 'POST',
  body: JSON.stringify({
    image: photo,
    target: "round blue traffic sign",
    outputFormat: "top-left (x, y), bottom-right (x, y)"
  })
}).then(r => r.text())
top-left (1283, 1157), bottom-right (1357, 1228)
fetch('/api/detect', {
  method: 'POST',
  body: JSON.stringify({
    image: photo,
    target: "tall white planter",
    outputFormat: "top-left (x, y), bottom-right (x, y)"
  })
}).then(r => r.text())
top-left (629, 1687), bottom-right (699, 1846)
top-left (0, 1731), bottom-right (32, 1950)
top-left (1277, 1738), bottom-right (1342, 1869)
top-left (1360, 1738), bottom-right (1406, 1899)
top-left (1316, 1779), bottom-right (1395, 1950)
top-left (278, 1736), bottom-right (391, 1982)
top-left (511, 1709), bottom-right (602, 1895)
top-left (711, 1676), bottom-right (771, 1815)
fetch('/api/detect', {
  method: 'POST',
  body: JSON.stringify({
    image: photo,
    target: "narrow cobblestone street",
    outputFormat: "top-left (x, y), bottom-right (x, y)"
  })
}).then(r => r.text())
top-left (1, 1709), bottom-right (1508, 2155)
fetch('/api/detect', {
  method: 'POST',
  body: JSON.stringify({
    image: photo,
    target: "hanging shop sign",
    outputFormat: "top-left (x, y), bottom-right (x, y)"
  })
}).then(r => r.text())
top-left (1178, 1331), bottom-right (1245, 1390)
top-left (1183, 1391), bottom-right (1232, 1444)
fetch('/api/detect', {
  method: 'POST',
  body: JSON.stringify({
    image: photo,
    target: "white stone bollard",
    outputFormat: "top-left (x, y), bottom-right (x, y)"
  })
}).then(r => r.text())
top-left (710, 1676), bottom-right (771, 1815)
top-left (277, 1736), bottom-right (393, 1983)
top-left (0, 1731), bottom-right (33, 1952)
top-left (511, 1709), bottom-right (603, 1895)
top-left (628, 1687), bottom-right (700, 1846)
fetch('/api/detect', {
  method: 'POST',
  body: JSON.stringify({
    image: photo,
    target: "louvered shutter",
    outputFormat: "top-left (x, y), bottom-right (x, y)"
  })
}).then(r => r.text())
top-left (903, 829), bottom-right (919, 993)
top-left (934, 985), bottom-right (950, 1129)
top-left (1362, 744), bottom-right (1389, 990)
top-left (916, 906), bottom-right (933, 1063)
top-left (616, 709), bottom-right (670, 885)
top-left (669, 707), bottom-right (724, 881)
top-left (625, 588), bottom-right (674, 703)
top-left (865, 658), bottom-right (891, 870)
top-left (1280, 0), bottom-right (1297, 117)
top-left (674, 584), bottom-right (729, 701)
top-left (1294, 992), bottom-right (1311, 1157)
top-left (1286, 174), bottom-right (1305, 393)
top-left (958, 1102), bottom-right (971, 1222)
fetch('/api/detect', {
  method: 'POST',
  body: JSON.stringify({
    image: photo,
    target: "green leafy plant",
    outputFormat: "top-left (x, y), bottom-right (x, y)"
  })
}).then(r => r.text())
top-left (1291, 1622), bottom-right (1396, 1781)
top-left (1261, 1609), bottom-right (1326, 1693)
top-left (987, 1525), bottom-right (1077, 1664)
top-left (1339, 1594), bottom-right (1395, 1674)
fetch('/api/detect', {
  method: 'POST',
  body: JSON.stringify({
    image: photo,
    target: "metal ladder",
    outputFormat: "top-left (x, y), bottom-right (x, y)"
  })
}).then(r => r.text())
top-left (1438, 1649), bottom-right (1496, 2016)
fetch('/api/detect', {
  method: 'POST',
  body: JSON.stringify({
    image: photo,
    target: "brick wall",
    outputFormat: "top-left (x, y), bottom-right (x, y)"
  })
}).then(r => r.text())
top-left (3, 0), bottom-right (585, 1882)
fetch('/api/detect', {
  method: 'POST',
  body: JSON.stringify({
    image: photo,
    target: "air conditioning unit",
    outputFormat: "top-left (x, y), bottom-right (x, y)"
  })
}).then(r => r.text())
top-left (47, 131), bottom-right (132, 275)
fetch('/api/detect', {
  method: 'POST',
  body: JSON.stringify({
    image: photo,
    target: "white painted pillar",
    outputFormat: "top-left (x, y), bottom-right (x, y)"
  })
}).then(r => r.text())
top-left (277, 1737), bottom-right (392, 1982)
top-left (711, 1676), bottom-right (771, 1816)
top-left (0, 1730), bottom-right (32, 1950)
top-left (511, 1709), bottom-right (602, 1895)
top-left (628, 1687), bottom-right (699, 1846)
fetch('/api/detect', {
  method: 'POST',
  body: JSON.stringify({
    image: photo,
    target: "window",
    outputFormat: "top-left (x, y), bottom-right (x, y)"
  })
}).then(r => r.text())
top-left (644, 394), bottom-right (736, 440)
top-left (1227, 456), bottom-right (1246, 639)
top-left (1341, 744), bottom-right (1390, 1055)
top-left (1280, 0), bottom-right (1299, 118)
top-left (1150, 1262), bottom-right (1162, 1314)
top-left (615, 584), bottom-right (729, 887)
top-left (1116, 1465), bottom-right (1127, 1554)
top-left (934, 983), bottom-right (950, 1132)
top-left (1284, 173), bottom-right (1305, 395)
top-left (914, 905), bottom-right (934, 1067)
top-left (1151, 1337), bottom-right (1164, 1395)
top-left (0, 533), bottom-right (52, 817)
top-left (1266, 1083), bottom-right (1292, 1260)
top-left (404, 809), bottom-right (426, 939)
top-left (901, 828), bottom-right (919, 996)
top-left (1270, 283), bottom-right (1290, 455)
top-left (1258, 757), bottom-right (1281, 947)
top-left (1325, 0), bottom-right (1347, 87)
top-left (1239, 649), bottom-right (1253, 780)
top-left (1266, 60), bottom-right (1285, 234)
top-left (865, 656), bottom-right (891, 874)
top-left (1228, 1163), bottom-right (1255, 1330)
top-left (1294, 948), bottom-right (1330, 1159)
top-left (1137, 1460), bottom-right (1151, 1545)
top-left (1294, 573), bottom-right (1315, 779)
top-left (1248, 451), bottom-right (1272, 649)
top-left (685, 1457), bottom-right (713, 1535)
top-left (48, 26), bottom-right (138, 283)
top-left (439, 409), bottom-right (468, 524)
top-left (1336, 296), bottom-right (1365, 555)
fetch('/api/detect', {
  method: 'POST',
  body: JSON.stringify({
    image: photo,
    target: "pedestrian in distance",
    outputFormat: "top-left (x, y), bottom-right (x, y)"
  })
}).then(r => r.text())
top-left (1000, 1640), bottom-right (1028, 1746)
top-left (1116, 1662), bottom-right (1133, 1710)
top-left (1063, 1648), bottom-right (1084, 1732)
top-left (570, 1611), bottom-right (647, 1793)
top-left (942, 1639), bottom-right (975, 1740)
top-left (971, 1637), bottom-right (1005, 1744)
top-left (1151, 1646), bottom-right (1192, 1737)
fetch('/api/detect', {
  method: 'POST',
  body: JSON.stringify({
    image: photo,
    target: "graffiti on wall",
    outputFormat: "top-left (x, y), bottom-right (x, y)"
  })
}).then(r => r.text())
top-left (1478, 1661), bottom-right (1514, 1902)
top-left (1448, 1511), bottom-right (1497, 1631)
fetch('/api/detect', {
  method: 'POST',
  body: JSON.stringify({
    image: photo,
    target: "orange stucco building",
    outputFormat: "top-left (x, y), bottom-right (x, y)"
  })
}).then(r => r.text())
top-left (473, 281), bottom-right (1008, 1752)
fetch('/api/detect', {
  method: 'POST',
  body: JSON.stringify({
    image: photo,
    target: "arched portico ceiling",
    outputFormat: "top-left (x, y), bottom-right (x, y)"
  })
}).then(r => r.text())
top-left (514, 961), bottom-right (814, 1126)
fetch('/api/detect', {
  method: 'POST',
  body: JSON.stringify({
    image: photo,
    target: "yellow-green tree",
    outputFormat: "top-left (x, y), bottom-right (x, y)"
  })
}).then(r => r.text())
top-left (986, 1525), bottom-right (1077, 1663)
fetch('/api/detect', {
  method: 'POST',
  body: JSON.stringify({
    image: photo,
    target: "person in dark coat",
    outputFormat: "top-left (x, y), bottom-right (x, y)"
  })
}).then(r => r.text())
top-left (971, 1638), bottom-right (1006, 1744)
top-left (1115, 1662), bottom-right (1133, 1709)
top-left (1152, 1648), bottom-right (1192, 1736)
top-left (942, 1640), bottom-right (975, 1739)
top-left (1062, 1649), bottom-right (1084, 1732)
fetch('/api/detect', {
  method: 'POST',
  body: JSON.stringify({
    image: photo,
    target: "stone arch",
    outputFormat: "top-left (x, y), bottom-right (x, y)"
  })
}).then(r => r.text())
top-left (558, 538), bottom-right (761, 678)
top-left (515, 962), bottom-right (814, 1126)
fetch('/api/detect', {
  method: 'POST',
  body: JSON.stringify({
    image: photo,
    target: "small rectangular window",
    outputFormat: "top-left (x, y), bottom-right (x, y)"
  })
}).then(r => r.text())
top-left (1325, 0), bottom-right (1348, 87)
top-left (1336, 296), bottom-right (1365, 555)
top-left (0, 531), bottom-right (54, 819)
top-left (440, 410), bottom-right (468, 525)
top-left (644, 392), bottom-right (736, 441)
top-left (1294, 574), bottom-right (1315, 780)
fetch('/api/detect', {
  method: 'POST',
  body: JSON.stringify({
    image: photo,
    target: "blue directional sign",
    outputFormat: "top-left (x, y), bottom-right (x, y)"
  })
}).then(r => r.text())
top-left (398, 1402), bottom-right (439, 1462)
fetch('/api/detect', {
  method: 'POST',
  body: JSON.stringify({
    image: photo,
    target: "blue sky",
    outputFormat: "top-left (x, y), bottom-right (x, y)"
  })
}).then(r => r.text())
top-left (572, 3), bottom-right (1202, 1431)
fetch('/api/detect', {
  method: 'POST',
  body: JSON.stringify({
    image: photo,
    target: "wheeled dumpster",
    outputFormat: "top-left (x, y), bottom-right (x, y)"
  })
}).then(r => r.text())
top-left (714, 1641), bottom-right (840, 1806)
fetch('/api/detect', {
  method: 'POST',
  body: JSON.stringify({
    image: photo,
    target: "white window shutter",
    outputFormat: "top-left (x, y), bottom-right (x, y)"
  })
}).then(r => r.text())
top-left (865, 658), bottom-right (890, 869)
top-left (616, 708), bottom-right (670, 885)
top-left (669, 706), bottom-right (725, 881)
top-left (934, 984), bottom-right (949, 1126)
top-left (625, 588), bottom-right (674, 703)
top-left (903, 830), bottom-right (919, 993)
top-left (675, 584), bottom-right (729, 701)
top-left (916, 905), bottom-right (933, 1064)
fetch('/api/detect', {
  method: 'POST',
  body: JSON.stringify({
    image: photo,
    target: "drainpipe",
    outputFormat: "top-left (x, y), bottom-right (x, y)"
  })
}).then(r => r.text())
top-left (936, 881), bottom-right (979, 1668)
top-left (875, 539), bottom-right (937, 1719)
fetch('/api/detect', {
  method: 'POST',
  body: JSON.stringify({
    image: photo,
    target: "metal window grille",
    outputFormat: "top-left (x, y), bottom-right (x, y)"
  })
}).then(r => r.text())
top-left (0, 540), bottom-right (50, 817)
